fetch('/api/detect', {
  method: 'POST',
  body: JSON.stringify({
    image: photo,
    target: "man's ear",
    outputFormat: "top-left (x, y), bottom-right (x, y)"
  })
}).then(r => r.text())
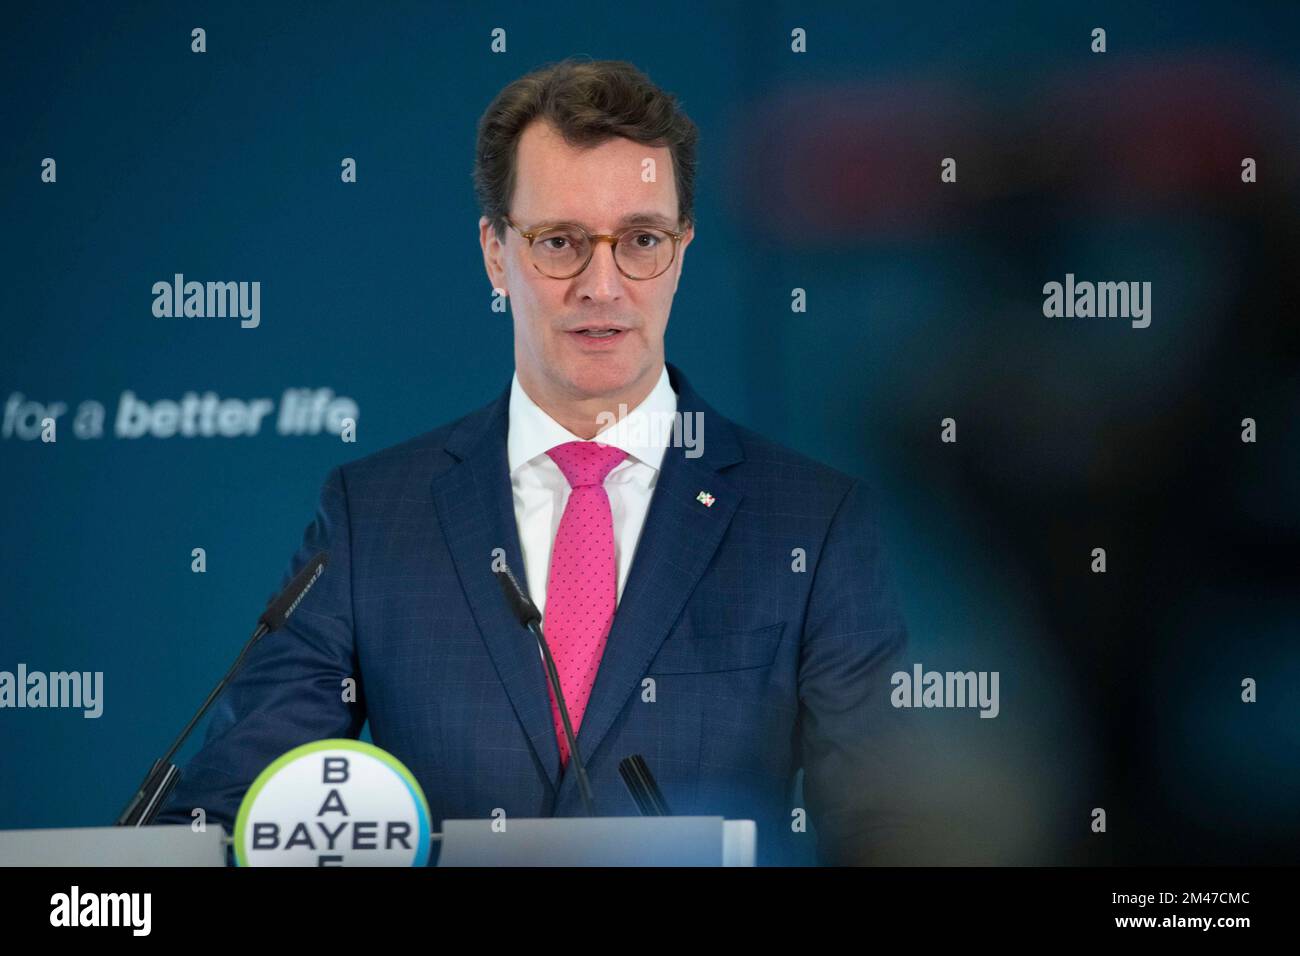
top-left (672, 222), bottom-right (694, 294)
top-left (479, 216), bottom-right (507, 295)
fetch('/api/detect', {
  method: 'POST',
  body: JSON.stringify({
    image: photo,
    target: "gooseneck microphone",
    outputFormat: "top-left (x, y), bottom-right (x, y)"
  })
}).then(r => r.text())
top-left (619, 754), bottom-right (672, 816)
top-left (493, 564), bottom-right (596, 816)
top-left (114, 551), bottom-right (329, 827)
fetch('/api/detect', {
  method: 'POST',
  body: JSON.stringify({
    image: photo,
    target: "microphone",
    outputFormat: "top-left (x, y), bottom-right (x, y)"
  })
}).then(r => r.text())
top-left (495, 562), bottom-right (541, 629)
top-left (258, 551), bottom-right (328, 632)
top-left (619, 754), bottom-right (672, 816)
top-left (115, 551), bottom-right (330, 827)
top-left (493, 564), bottom-right (595, 816)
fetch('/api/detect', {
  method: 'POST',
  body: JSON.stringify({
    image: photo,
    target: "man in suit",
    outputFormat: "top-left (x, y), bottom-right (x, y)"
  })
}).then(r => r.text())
top-left (155, 57), bottom-right (918, 866)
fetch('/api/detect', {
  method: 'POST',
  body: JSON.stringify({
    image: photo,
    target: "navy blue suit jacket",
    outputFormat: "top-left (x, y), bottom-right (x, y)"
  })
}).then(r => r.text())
top-left (155, 363), bottom-right (916, 865)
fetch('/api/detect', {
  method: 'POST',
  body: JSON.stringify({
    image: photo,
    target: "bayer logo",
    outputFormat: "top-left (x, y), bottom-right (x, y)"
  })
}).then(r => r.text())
top-left (234, 740), bottom-right (431, 866)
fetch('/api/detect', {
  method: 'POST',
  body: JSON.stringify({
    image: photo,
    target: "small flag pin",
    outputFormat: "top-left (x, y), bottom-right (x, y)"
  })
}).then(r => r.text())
top-left (696, 491), bottom-right (716, 508)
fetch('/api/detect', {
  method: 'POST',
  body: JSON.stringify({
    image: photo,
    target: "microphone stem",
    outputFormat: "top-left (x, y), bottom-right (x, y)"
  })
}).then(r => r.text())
top-left (114, 622), bottom-right (268, 826)
top-left (160, 622), bottom-right (267, 770)
top-left (528, 620), bottom-right (595, 816)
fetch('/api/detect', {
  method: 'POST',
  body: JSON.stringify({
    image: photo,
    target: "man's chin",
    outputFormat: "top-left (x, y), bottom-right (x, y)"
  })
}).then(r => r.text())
top-left (558, 360), bottom-right (650, 403)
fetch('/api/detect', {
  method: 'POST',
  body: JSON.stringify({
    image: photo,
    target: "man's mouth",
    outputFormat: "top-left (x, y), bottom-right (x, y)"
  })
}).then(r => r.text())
top-left (566, 326), bottom-right (629, 345)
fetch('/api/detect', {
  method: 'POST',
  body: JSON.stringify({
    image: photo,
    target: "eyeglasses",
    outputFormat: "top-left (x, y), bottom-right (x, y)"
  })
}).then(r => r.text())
top-left (503, 215), bottom-right (686, 280)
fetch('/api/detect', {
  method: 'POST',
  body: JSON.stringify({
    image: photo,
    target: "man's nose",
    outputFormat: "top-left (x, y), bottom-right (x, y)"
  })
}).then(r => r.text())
top-left (575, 239), bottom-right (624, 301)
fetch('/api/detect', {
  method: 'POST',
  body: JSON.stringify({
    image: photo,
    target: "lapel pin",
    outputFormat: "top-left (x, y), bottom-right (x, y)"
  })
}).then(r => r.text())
top-left (696, 491), bottom-right (716, 508)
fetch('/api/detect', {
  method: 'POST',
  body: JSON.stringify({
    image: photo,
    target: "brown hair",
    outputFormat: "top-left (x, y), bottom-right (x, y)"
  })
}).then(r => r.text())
top-left (473, 57), bottom-right (699, 242)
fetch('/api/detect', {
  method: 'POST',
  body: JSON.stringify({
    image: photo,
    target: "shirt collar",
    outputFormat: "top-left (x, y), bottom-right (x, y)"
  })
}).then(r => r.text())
top-left (507, 365), bottom-right (678, 475)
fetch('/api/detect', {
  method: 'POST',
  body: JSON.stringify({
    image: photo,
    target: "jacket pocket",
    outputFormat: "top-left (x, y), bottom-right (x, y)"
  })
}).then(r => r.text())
top-left (645, 622), bottom-right (785, 675)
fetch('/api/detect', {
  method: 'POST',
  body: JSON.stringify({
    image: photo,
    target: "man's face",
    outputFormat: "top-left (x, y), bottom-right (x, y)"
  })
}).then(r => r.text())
top-left (480, 119), bottom-right (694, 407)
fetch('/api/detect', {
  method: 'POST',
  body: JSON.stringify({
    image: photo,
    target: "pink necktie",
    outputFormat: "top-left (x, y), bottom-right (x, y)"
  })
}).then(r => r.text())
top-left (543, 440), bottom-right (628, 767)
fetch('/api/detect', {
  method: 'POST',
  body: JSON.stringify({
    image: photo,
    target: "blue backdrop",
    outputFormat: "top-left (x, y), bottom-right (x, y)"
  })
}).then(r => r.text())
top-left (3, 1), bottom-right (1297, 864)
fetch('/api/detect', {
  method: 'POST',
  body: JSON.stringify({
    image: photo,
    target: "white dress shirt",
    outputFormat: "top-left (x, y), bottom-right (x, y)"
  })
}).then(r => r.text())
top-left (507, 365), bottom-right (678, 628)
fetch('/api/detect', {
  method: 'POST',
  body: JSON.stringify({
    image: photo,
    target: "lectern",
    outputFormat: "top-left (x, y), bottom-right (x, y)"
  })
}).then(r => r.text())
top-left (435, 816), bottom-right (756, 866)
top-left (0, 825), bottom-right (227, 866)
top-left (0, 817), bottom-right (756, 866)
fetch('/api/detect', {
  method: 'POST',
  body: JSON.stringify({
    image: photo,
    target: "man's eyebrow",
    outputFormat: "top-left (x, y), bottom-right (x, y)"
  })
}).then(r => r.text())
top-left (616, 211), bottom-right (677, 228)
top-left (532, 212), bottom-right (677, 230)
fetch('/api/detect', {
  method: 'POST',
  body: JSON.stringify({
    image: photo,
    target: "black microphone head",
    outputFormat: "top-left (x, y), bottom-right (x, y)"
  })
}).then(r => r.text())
top-left (494, 564), bottom-right (541, 629)
top-left (619, 754), bottom-right (672, 816)
top-left (259, 551), bottom-right (329, 632)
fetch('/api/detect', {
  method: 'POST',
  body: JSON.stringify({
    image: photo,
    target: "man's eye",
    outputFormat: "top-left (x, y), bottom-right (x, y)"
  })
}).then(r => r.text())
top-left (542, 237), bottom-right (569, 250)
top-left (630, 232), bottom-right (660, 247)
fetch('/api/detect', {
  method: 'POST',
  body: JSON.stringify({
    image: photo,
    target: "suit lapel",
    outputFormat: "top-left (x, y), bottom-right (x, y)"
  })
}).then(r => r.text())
top-left (430, 385), bottom-right (564, 791)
